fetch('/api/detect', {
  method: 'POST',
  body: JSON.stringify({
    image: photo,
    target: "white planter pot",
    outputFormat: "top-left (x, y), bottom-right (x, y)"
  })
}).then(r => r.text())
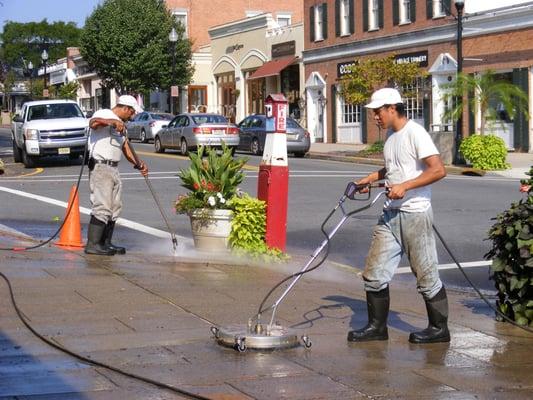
top-left (189, 209), bottom-right (233, 251)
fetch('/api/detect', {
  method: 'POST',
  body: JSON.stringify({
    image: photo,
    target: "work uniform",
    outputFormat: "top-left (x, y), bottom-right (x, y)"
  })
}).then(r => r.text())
top-left (363, 119), bottom-right (443, 300)
top-left (88, 109), bottom-right (125, 224)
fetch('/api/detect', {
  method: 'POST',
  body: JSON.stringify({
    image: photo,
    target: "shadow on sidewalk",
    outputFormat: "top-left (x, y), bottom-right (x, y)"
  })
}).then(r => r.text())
top-left (291, 295), bottom-right (420, 333)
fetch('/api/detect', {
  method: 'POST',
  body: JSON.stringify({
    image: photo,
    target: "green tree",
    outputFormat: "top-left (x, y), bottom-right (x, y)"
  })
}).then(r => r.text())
top-left (80, 0), bottom-right (193, 94)
top-left (443, 70), bottom-right (529, 135)
top-left (56, 81), bottom-right (79, 100)
top-left (339, 55), bottom-right (422, 105)
top-left (1, 20), bottom-right (81, 68)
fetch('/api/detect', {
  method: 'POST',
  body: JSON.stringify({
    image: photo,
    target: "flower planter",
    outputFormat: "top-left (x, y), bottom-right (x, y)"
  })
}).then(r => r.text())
top-left (189, 209), bottom-right (233, 251)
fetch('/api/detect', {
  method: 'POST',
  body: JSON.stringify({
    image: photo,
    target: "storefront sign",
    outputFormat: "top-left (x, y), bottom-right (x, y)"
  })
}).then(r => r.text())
top-left (272, 41), bottom-right (296, 58)
top-left (394, 51), bottom-right (429, 67)
top-left (337, 61), bottom-right (357, 77)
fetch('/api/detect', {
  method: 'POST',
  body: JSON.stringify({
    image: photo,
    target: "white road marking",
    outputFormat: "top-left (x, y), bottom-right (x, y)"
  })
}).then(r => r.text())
top-left (0, 185), bottom-right (188, 241)
top-left (395, 260), bottom-right (492, 274)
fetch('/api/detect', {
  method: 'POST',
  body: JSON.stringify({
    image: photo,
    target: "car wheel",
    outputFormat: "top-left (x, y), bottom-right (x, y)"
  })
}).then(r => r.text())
top-left (180, 138), bottom-right (189, 156)
top-left (294, 152), bottom-right (307, 158)
top-left (12, 139), bottom-right (22, 163)
top-left (21, 148), bottom-right (37, 168)
top-left (251, 138), bottom-right (261, 155)
top-left (140, 129), bottom-right (147, 143)
top-left (154, 136), bottom-right (165, 153)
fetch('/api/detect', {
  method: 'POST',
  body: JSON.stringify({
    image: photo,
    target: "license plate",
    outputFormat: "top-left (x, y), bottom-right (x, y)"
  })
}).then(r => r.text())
top-left (287, 134), bottom-right (298, 140)
top-left (212, 129), bottom-right (225, 135)
top-left (58, 147), bottom-right (70, 155)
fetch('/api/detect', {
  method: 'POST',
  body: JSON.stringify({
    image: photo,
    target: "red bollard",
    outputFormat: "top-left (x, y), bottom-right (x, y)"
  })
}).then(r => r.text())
top-left (257, 94), bottom-right (289, 252)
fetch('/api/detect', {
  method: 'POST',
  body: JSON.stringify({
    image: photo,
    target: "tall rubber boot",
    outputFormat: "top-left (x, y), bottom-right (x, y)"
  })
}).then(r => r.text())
top-left (103, 220), bottom-right (126, 255)
top-left (85, 216), bottom-right (115, 256)
top-left (409, 287), bottom-right (450, 344)
top-left (347, 287), bottom-right (389, 342)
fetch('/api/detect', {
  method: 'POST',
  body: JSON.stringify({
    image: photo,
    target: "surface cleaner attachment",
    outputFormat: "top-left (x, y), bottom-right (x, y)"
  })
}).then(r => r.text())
top-left (211, 183), bottom-right (387, 352)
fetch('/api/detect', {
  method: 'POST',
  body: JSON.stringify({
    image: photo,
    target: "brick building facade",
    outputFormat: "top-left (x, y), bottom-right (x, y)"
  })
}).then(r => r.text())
top-left (303, 0), bottom-right (533, 153)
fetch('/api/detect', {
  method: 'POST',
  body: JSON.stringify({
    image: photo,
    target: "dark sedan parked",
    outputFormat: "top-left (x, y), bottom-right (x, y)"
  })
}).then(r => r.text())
top-left (237, 115), bottom-right (310, 157)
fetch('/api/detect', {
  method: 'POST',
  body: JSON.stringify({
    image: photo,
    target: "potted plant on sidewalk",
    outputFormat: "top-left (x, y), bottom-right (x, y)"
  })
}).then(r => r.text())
top-left (175, 144), bottom-right (248, 251)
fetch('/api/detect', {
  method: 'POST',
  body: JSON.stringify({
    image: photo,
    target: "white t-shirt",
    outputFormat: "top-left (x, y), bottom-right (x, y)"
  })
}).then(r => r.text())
top-left (89, 109), bottom-right (125, 162)
top-left (383, 120), bottom-right (439, 212)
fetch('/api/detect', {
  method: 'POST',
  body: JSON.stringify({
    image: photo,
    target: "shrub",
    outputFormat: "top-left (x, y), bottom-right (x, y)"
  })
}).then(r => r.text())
top-left (359, 140), bottom-right (384, 156)
top-left (485, 166), bottom-right (533, 326)
top-left (459, 134), bottom-right (509, 170)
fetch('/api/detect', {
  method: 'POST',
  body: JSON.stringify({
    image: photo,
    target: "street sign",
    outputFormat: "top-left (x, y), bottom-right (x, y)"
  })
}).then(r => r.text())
top-left (171, 86), bottom-right (179, 97)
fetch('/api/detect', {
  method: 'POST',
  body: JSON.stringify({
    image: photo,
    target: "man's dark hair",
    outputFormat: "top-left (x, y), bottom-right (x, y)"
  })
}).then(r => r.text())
top-left (393, 103), bottom-right (406, 117)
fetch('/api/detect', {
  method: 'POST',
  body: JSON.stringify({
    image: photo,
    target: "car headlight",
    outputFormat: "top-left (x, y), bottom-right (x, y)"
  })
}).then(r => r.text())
top-left (24, 129), bottom-right (39, 140)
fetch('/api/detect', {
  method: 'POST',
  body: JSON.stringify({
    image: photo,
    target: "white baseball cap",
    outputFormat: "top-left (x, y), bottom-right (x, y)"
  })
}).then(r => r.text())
top-left (117, 95), bottom-right (143, 114)
top-left (365, 88), bottom-right (403, 109)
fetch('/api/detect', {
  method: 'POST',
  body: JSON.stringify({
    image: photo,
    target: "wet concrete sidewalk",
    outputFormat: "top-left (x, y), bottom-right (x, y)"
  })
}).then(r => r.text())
top-left (1, 230), bottom-right (533, 399)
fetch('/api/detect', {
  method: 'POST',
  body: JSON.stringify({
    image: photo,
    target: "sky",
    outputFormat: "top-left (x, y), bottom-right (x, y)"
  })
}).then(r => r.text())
top-left (0, 0), bottom-right (102, 33)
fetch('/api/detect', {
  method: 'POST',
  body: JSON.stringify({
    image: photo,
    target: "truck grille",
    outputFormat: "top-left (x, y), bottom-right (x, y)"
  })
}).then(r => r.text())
top-left (40, 128), bottom-right (87, 140)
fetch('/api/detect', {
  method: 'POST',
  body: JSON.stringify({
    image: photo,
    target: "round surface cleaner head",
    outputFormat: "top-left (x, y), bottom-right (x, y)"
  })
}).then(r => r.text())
top-left (211, 324), bottom-right (311, 352)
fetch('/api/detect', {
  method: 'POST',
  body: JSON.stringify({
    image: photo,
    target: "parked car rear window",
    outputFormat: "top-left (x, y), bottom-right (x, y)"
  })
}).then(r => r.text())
top-left (192, 115), bottom-right (228, 125)
top-left (287, 118), bottom-right (301, 129)
top-left (151, 113), bottom-right (173, 120)
top-left (28, 104), bottom-right (84, 121)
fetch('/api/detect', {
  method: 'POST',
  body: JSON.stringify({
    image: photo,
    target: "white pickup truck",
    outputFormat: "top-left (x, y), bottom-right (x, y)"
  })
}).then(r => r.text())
top-left (11, 100), bottom-right (89, 168)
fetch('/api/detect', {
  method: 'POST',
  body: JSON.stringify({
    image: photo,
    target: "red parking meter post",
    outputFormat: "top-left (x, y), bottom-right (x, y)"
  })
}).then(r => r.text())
top-left (257, 94), bottom-right (289, 252)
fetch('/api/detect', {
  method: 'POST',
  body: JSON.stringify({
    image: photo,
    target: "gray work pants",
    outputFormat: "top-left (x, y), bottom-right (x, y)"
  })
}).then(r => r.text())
top-left (363, 207), bottom-right (443, 300)
top-left (89, 164), bottom-right (122, 224)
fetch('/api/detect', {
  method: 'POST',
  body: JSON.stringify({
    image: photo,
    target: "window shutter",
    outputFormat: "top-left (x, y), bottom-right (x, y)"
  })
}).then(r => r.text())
top-left (363, 0), bottom-right (369, 31)
top-left (410, 0), bottom-right (416, 22)
top-left (426, 0), bottom-right (433, 18)
top-left (310, 6), bottom-right (315, 41)
top-left (335, 0), bottom-right (341, 37)
top-left (378, 0), bottom-right (384, 28)
top-left (322, 3), bottom-right (328, 39)
top-left (349, 0), bottom-right (355, 34)
top-left (443, 0), bottom-right (452, 15)
top-left (393, 0), bottom-right (399, 25)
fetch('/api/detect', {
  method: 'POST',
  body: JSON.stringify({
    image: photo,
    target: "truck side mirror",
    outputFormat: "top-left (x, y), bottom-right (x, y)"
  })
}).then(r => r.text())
top-left (12, 115), bottom-right (23, 123)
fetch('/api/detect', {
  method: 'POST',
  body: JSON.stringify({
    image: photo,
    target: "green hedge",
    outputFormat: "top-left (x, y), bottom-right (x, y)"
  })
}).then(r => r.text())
top-left (459, 134), bottom-right (509, 170)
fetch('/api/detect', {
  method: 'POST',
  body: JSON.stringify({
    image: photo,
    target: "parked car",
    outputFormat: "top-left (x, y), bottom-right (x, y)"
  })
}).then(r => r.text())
top-left (154, 113), bottom-right (240, 155)
top-left (237, 115), bottom-right (310, 157)
top-left (11, 100), bottom-right (88, 168)
top-left (126, 111), bottom-right (174, 143)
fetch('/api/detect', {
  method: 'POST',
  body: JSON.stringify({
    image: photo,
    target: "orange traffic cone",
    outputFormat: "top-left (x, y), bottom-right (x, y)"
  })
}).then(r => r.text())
top-left (55, 185), bottom-right (84, 249)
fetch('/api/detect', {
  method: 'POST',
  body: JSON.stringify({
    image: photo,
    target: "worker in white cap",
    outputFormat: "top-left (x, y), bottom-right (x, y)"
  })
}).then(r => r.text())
top-left (348, 88), bottom-right (449, 344)
top-left (85, 95), bottom-right (148, 256)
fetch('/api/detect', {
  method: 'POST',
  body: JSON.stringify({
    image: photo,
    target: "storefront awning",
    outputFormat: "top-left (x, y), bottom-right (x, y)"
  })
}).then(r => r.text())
top-left (247, 56), bottom-right (297, 80)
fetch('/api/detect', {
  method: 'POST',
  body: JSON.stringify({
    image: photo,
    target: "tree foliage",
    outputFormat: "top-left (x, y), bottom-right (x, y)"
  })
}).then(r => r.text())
top-left (80, 0), bottom-right (193, 93)
top-left (442, 70), bottom-right (529, 135)
top-left (339, 55), bottom-right (422, 105)
top-left (0, 20), bottom-right (81, 68)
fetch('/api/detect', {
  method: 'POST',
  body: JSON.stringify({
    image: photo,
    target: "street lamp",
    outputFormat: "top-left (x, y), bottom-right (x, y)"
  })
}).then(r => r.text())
top-left (41, 49), bottom-right (49, 97)
top-left (454, 0), bottom-right (465, 165)
top-left (168, 27), bottom-right (178, 114)
top-left (27, 61), bottom-right (34, 97)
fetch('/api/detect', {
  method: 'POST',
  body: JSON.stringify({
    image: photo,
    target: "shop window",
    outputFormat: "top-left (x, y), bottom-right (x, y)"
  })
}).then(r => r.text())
top-left (336, 0), bottom-right (354, 37)
top-left (310, 3), bottom-right (328, 42)
top-left (401, 77), bottom-right (428, 122)
top-left (173, 10), bottom-right (188, 37)
top-left (247, 77), bottom-right (265, 115)
top-left (339, 96), bottom-right (361, 124)
top-left (188, 86), bottom-right (207, 113)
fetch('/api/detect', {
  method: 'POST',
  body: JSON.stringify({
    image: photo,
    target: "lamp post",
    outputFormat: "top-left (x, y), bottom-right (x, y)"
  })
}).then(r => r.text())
top-left (454, 0), bottom-right (465, 165)
top-left (27, 61), bottom-right (34, 97)
top-left (168, 27), bottom-right (178, 114)
top-left (41, 49), bottom-right (49, 97)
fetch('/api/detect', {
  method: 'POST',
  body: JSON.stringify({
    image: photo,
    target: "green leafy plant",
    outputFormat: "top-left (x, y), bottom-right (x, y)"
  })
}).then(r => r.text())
top-left (359, 140), bottom-right (384, 156)
top-left (459, 134), bottom-right (509, 170)
top-left (229, 195), bottom-right (287, 261)
top-left (486, 166), bottom-right (533, 326)
top-left (175, 144), bottom-right (248, 214)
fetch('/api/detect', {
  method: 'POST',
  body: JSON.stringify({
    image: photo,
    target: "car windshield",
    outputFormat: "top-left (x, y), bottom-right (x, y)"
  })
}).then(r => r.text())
top-left (28, 103), bottom-right (84, 121)
top-left (151, 113), bottom-right (173, 121)
top-left (192, 115), bottom-right (228, 125)
top-left (287, 118), bottom-right (301, 129)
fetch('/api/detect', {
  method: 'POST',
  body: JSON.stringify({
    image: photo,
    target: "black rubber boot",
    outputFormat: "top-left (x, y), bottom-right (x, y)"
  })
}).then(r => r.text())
top-left (103, 220), bottom-right (126, 255)
top-left (409, 287), bottom-right (451, 344)
top-left (85, 216), bottom-right (115, 256)
top-left (347, 287), bottom-right (390, 342)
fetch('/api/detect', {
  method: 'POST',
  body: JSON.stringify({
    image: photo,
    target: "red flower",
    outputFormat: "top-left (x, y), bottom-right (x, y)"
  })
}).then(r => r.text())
top-left (207, 182), bottom-right (215, 191)
top-left (193, 183), bottom-right (200, 191)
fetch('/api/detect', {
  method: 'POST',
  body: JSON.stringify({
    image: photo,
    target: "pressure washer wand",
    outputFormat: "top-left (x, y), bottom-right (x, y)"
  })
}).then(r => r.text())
top-left (125, 130), bottom-right (178, 252)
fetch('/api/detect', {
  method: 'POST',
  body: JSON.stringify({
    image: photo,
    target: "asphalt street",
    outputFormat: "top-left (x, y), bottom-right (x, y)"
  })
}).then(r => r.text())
top-left (0, 127), bottom-right (522, 293)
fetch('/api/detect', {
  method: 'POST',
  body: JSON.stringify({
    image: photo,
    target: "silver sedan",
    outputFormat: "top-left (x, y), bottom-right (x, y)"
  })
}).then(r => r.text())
top-left (127, 112), bottom-right (174, 143)
top-left (154, 113), bottom-right (240, 155)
